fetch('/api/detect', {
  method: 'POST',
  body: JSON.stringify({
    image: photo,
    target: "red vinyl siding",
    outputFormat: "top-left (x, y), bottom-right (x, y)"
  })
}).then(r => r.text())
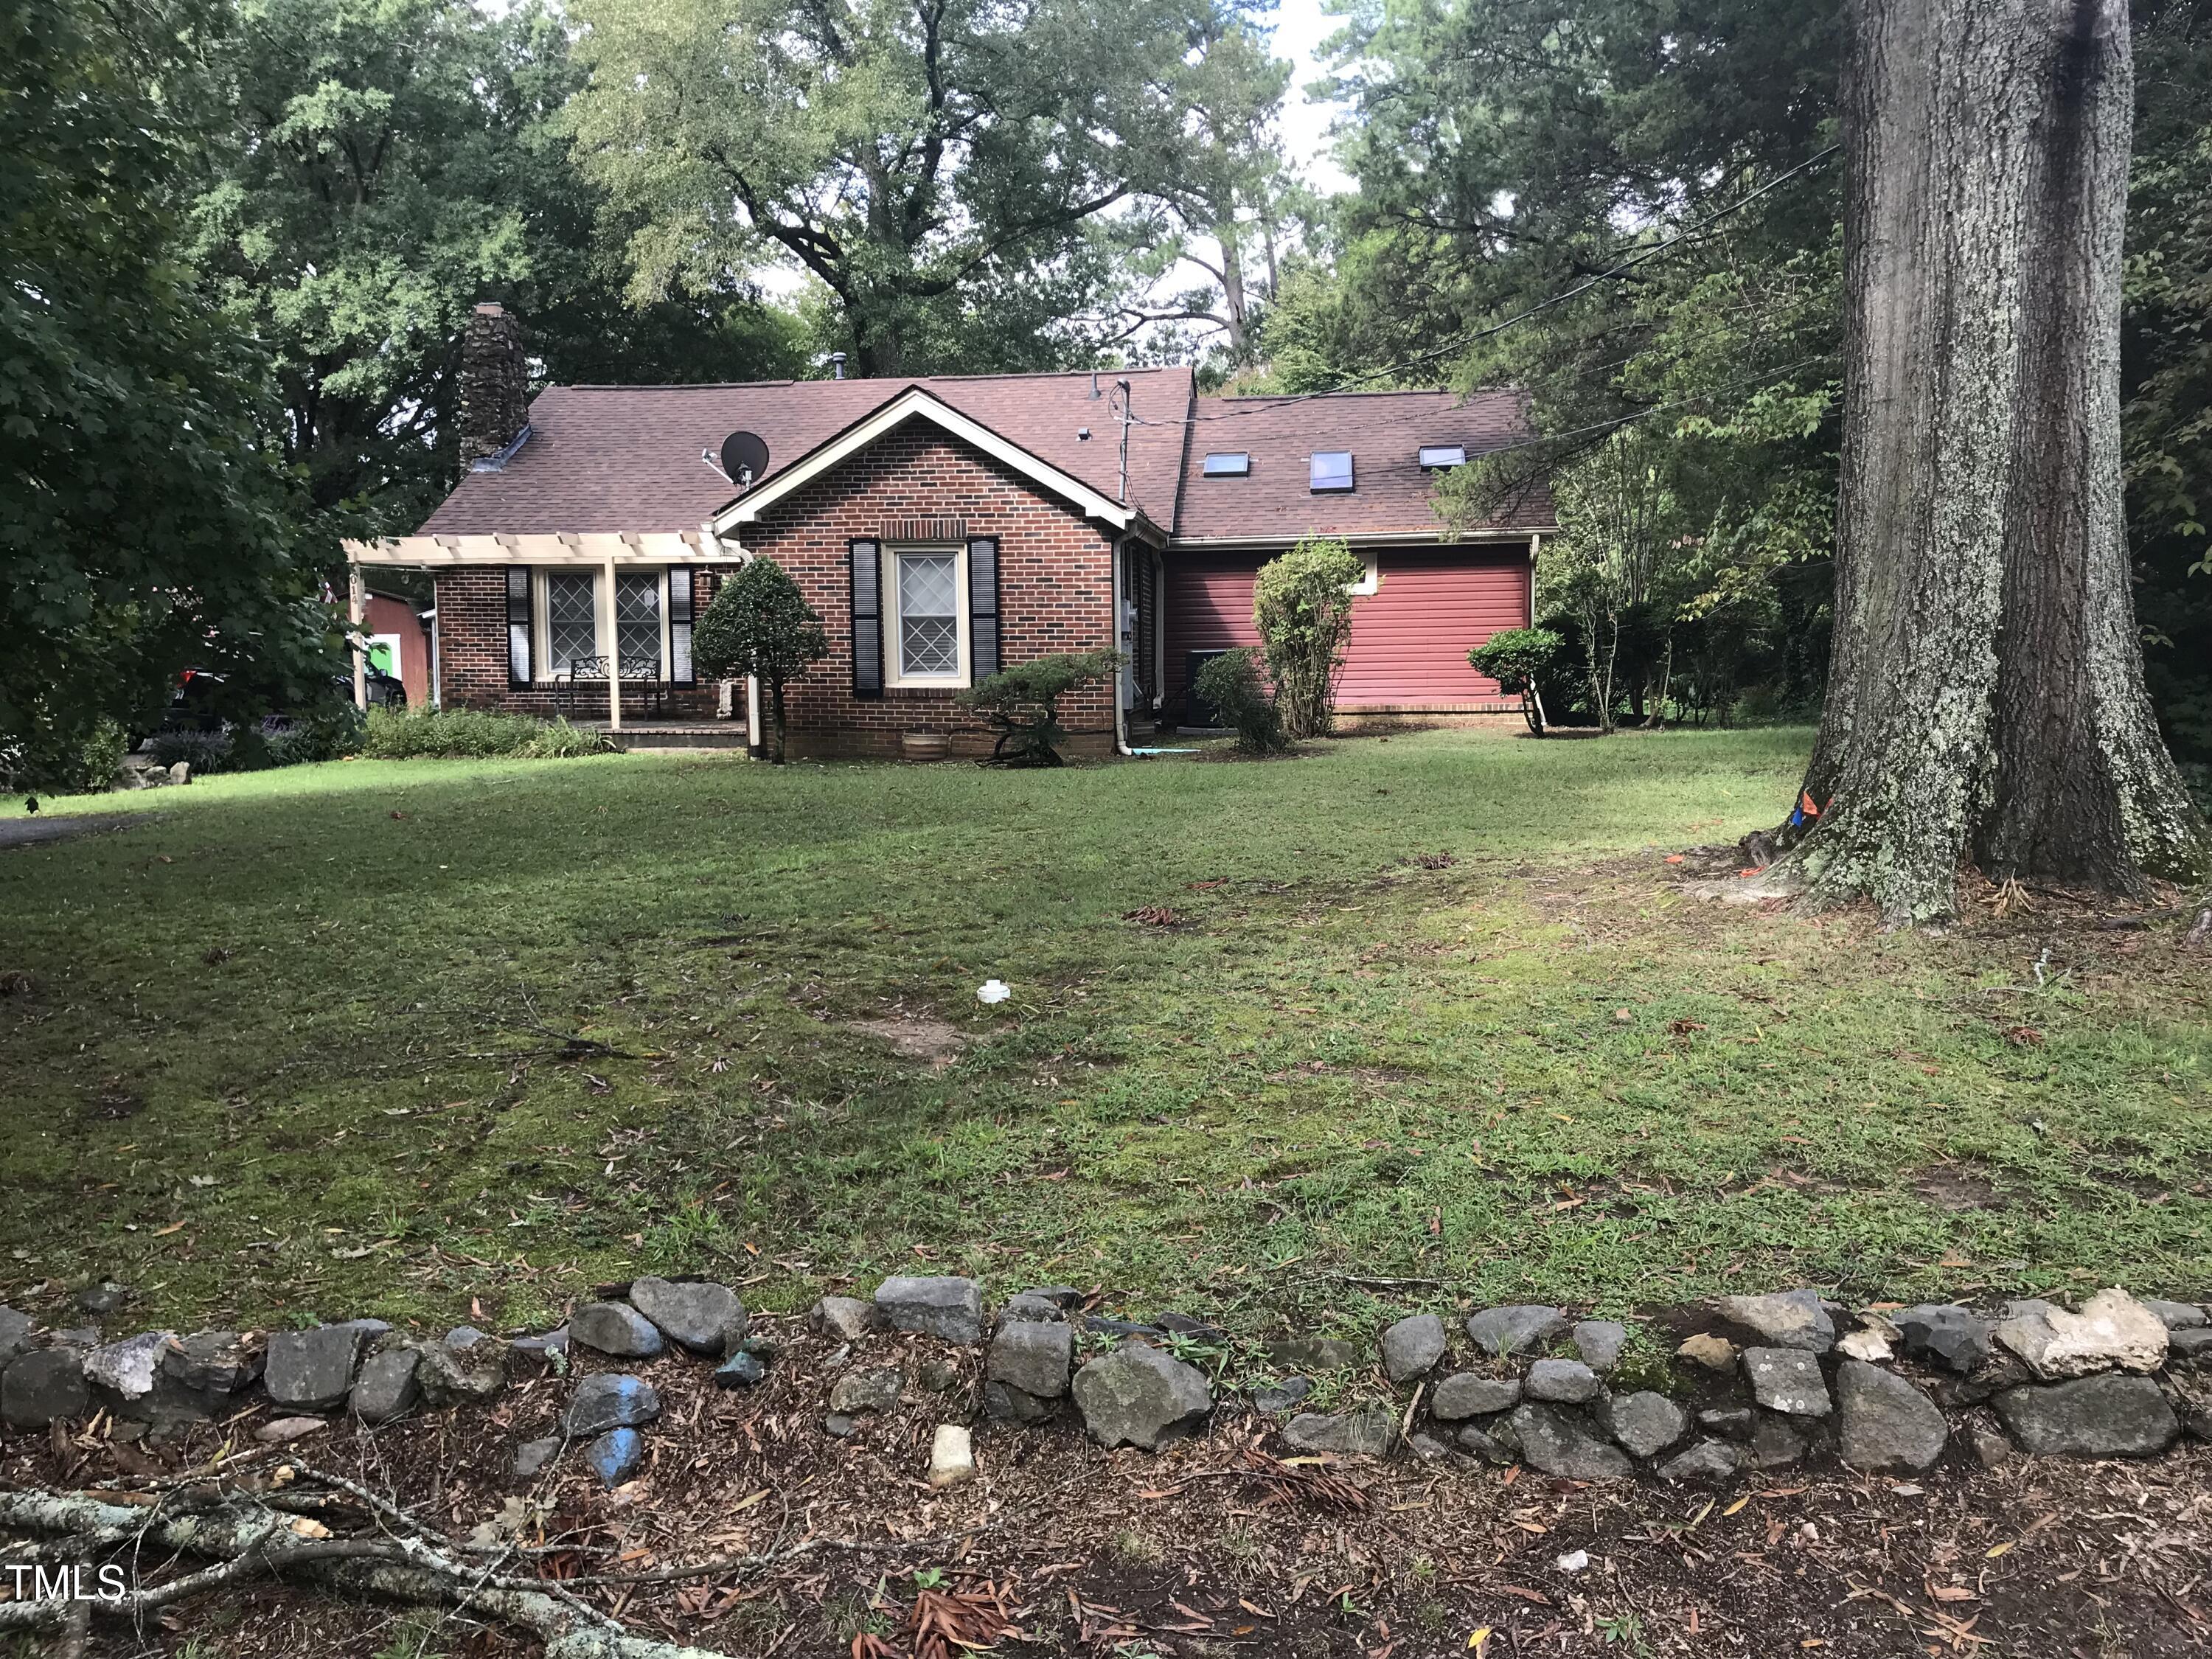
top-left (1164, 546), bottom-right (1532, 712)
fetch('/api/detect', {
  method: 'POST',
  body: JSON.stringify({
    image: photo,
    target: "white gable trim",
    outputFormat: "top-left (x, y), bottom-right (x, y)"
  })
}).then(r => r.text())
top-left (712, 387), bottom-right (1137, 534)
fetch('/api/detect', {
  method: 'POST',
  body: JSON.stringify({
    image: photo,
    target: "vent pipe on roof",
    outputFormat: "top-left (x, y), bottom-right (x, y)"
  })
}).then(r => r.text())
top-left (830, 351), bottom-right (846, 380)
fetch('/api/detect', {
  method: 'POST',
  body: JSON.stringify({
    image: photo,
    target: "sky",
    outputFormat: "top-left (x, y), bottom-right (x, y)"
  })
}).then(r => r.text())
top-left (1267, 0), bottom-right (1357, 195)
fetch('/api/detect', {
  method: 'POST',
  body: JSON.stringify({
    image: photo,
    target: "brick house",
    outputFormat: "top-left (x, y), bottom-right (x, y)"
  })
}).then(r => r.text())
top-left (344, 305), bottom-right (1557, 757)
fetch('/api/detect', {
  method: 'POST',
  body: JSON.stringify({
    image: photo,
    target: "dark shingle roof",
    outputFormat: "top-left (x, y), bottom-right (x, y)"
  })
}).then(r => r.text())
top-left (418, 366), bottom-right (1195, 536)
top-left (1170, 389), bottom-right (1554, 542)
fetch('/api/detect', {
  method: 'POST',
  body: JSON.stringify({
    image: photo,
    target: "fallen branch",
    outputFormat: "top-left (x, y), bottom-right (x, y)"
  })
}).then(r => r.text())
top-left (0, 1489), bottom-right (734, 1659)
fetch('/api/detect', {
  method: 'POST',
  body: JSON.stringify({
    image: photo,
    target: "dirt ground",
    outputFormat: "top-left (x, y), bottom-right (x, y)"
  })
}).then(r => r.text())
top-left (6, 1317), bottom-right (2210, 1659)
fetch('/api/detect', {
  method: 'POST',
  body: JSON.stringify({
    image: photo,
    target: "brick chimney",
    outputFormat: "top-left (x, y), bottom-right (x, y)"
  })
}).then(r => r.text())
top-left (459, 302), bottom-right (529, 467)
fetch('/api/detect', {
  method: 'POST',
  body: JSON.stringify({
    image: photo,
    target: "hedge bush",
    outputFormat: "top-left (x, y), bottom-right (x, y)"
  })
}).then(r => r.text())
top-left (1194, 648), bottom-right (1287, 754)
top-left (358, 708), bottom-right (618, 759)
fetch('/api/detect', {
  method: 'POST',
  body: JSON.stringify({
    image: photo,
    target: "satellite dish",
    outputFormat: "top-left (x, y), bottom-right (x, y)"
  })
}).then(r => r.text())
top-left (721, 431), bottom-right (771, 488)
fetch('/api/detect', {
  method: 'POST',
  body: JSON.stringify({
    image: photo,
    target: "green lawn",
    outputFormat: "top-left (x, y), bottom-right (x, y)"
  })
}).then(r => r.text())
top-left (2, 726), bottom-right (2207, 1348)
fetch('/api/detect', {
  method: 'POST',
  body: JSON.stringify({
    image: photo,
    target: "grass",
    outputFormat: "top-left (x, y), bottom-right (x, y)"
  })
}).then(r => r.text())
top-left (1, 725), bottom-right (2207, 1346)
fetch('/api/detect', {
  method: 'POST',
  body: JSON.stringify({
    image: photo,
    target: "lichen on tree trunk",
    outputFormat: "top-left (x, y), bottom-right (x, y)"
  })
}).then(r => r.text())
top-left (1783, 0), bottom-right (2210, 922)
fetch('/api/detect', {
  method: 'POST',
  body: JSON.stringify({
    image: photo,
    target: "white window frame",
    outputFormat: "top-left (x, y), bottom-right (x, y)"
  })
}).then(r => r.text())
top-left (532, 568), bottom-right (673, 682)
top-left (1349, 554), bottom-right (1380, 595)
top-left (884, 544), bottom-right (971, 688)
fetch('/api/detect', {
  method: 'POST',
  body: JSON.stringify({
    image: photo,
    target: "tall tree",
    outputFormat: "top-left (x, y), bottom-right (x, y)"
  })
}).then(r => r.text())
top-left (1775, 0), bottom-right (2209, 919)
top-left (1, 0), bottom-right (335, 762)
top-left (190, 0), bottom-right (803, 537)
top-left (563, 0), bottom-right (1225, 377)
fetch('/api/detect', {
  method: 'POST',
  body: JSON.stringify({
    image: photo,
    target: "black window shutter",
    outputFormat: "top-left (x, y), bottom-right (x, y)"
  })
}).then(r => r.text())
top-left (967, 537), bottom-right (1001, 681)
top-left (849, 540), bottom-right (883, 698)
top-left (506, 566), bottom-right (532, 685)
top-left (667, 566), bottom-right (695, 684)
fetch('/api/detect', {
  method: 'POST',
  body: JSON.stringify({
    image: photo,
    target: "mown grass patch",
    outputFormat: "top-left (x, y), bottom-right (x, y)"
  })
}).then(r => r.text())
top-left (1, 725), bottom-right (2205, 1339)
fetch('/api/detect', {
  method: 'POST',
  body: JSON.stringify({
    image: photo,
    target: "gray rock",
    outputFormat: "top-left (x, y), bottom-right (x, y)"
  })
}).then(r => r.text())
top-left (1071, 1345), bottom-right (1212, 1451)
top-left (1510, 1403), bottom-right (1632, 1481)
top-left (1251, 1376), bottom-right (1313, 1413)
top-left (1282, 1408), bottom-right (1398, 1457)
top-left (1698, 1407), bottom-right (1754, 1440)
top-left (1835, 1360), bottom-right (1947, 1472)
top-left (813, 1297), bottom-right (880, 1340)
top-left (1525, 1358), bottom-right (1601, 1404)
top-left (1381, 1314), bottom-right (1447, 1384)
top-left (1466, 1305), bottom-right (1568, 1358)
top-left (1408, 1431), bottom-right (1456, 1464)
top-left (1992, 1376), bottom-right (2180, 1458)
top-left (1715, 1290), bottom-right (1834, 1353)
top-left (2168, 1327), bottom-right (2212, 1366)
top-left (1000, 1293), bottom-right (1068, 1324)
top-left (1430, 1373), bottom-right (1521, 1421)
top-left (77, 1281), bottom-right (131, 1315)
top-left (874, 1276), bottom-right (985, 1344)
top-left (1155, 1312), bottom-right (1225, 1343)
top-left (417, 1339), bottom-right (506, 1407)
top-left (1995, 1288), bottom-right (2168, 1380)
top-left (85, 1332), bottom-right (171, 1399)
top-left (1455, 1423), bottom-right (1519, 1464)
top-left (585, 1427), bottom-right (644, 1486)
top-left (2142, 1298), bottom-right (2208, 1331)
top-left (351, 1347), bottom-right (422, 1424)
top-left (563, 1374), bottom-right (661, 1437)
top-left (1742, 1347), bottom-right (1832, 1417)
top-left (628, 1277), bottom-right (748, 1356)
top-left (512, 1437), bottom-right (560, 1482)
top-left (1967, 1419), bottom-right (2014, 1468)
top-left (266, 1321), bottom-right (387, 1412)
top-left (1893, 1305), bottom-right (1996, 1374)
top-left (0, 1308), bottom-right (32, 1363)
top-left (1264, 1335), bottom-right (1359, 1373)
top-left (1571, 1321), bottom-right (1629, 1374)
top-left (511, 1329), bottom-right (570, 1370)
top-left (1750, 1414), bottom-right (1806, 1469)
top-left (2, 1349), bottom-right (89, 1427)
top-left (714, 1351), bottom-right (768, 1389)
top-left (1597, 1391), bottom-right (1688, 1458)
top-left (444, 1325), bottom-right (492, 1350)
top-left (1018, 1285), bottom-right (1085, 1310)
top-left (822, 1413), bottom-right (857, 1439)
top-left (569, 1303), bottom-right (665, 1359)
top-left (989, 1319), bottom-right (1073, 1399)
top-left (1658, 1440), bottom-right (1745, 1484)
top-left (828, 1366), bottom-right (904, 1415)
top-left (983, 1381), bottom-right (1055, 1424)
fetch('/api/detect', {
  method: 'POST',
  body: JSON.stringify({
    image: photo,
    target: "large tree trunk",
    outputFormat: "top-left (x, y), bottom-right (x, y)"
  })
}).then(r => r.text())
top-left (1785, 0), bottom-right (2209, 922)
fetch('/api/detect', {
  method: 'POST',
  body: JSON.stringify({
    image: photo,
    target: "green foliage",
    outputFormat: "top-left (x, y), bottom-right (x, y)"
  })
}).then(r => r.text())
top-left (359, 707), bottom-right (616, 759)
top-left (266, 706), bottom-right (367, 767)
top-left (2, 716), bottom-right (131, 796)
top-left (692, 558), bottom-right (829, 764)
top-left (1, 0), bottom-right (340, 759)
top-left (957, 650), bottom-right (1119, 767)
top-left (1192, 647), bottom-right (1285, 754)
top-left (561, 0), bottom-right (1229, 375)
top-left (1251, 537), bottom-right (1366, 740)
top-left (1468, 627), bottom-right (1560, 689)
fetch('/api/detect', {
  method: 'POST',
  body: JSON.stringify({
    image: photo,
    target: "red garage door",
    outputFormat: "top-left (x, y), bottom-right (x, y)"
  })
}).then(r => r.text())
top-left (1164, 548), bottom-right (1531, 710)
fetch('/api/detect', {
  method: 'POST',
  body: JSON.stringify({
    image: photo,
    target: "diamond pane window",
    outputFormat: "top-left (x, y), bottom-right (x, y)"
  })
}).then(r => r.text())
top-left (1310, 450), bottom-right (1354, 492)
top-left (1203, 452), bottom-right (1251, 476)
top-left (545, 573), bottom-right (598, 673)
top-left (1419, 445), bottom-right (1467, 469)
top-left (897, 553), bottom-right (961, 677)
top-left (615, 572), bottom-right (662, 672)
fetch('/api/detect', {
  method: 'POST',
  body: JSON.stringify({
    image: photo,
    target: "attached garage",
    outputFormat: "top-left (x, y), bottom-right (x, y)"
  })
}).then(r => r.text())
top-left (1163, 542), bottom-right (1535, 717)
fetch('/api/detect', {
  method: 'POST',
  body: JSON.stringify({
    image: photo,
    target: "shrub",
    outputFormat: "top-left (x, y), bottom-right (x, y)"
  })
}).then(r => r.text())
top-left (957, 650), bottom-right (1119, 766)
top-left (149, 727), bottom-right (236, 773)
top-left (262, 705), bottom-right (365, 766)
top-left (1468, 627), bottom-right (1562, 690)
top-left (1253, 537), bottom-right (1368, 739)
top-left (1194, 648), bottom-right (1286, 754)
top-left (692, 557), bottom-right (829, 764)
top-left (359, 707), bottom-right (616, 760)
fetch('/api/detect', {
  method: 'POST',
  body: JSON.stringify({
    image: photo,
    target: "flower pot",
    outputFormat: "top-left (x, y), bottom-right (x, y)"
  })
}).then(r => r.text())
top-left (901, 730), bottom-right (951, 762)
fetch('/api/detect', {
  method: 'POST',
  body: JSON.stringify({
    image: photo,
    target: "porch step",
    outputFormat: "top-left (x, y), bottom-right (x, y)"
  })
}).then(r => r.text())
top-left (602, 723), bottom-right (753, 752)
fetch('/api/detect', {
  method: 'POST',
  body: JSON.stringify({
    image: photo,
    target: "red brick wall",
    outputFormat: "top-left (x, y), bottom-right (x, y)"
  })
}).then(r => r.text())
top-left (741, 423), bottom-right (1118, 756)
top-left (429, 422), bottom-right (1120, 752)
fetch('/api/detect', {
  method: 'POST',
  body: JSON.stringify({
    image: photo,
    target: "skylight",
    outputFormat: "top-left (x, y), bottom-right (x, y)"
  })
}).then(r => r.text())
top-left (1203, 452), bottom-right (1251, 477)
top-left (1310, 451), bottom-right (1354, 493)
top-left (1419, 445), bottom-right (1468, 469)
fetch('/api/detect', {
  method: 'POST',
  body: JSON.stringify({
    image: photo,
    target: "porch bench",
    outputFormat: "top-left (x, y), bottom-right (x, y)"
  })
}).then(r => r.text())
top-left (554, 654), bottom-right (669, 718)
